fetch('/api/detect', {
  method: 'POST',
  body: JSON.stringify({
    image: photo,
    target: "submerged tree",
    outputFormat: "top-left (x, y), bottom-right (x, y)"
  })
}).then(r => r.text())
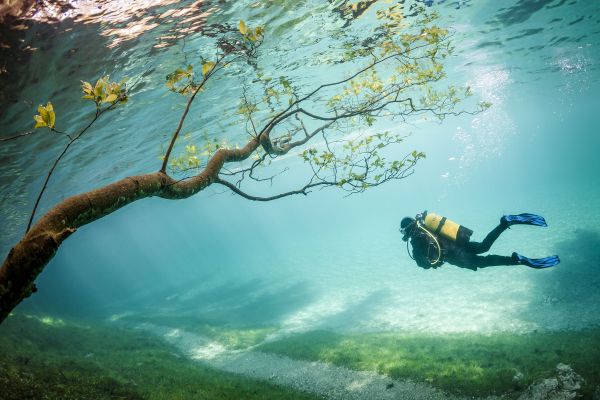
top-left (0, 2), bottom-right (487, 324)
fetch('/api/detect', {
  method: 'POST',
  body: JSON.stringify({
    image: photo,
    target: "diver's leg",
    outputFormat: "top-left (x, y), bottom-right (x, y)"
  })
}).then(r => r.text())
top-left (464, 223), bottom-right (507, 254)
top-left (456, 253), bottom-right (518, 270)
top-left (476, 254), bottom-right (519, 268)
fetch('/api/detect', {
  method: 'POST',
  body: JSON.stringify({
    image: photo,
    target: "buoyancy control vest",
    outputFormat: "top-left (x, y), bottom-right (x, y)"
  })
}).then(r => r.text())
top-left (420, 211), bottom-right (473, 245)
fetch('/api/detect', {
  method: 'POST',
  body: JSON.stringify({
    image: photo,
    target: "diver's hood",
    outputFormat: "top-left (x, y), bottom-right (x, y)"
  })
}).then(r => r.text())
top-left (401, 220), bottom-right (415, 242)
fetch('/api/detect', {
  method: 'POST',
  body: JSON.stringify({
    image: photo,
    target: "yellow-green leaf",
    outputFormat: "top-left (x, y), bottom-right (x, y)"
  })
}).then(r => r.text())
top-left (47, 103), bottom-right (55, 128)
top-left (104, 93), bottom-right (118, 103)
top-left (37, 104), bottom-right (48, 121)
top-left (34, 102), bottom-right (55, 128)
top-left (202, 61), bottom-right (216, 76)
top-left (33, 115), bottom-right (46, 129)
top-left (239, 20), bottom-right (247, 35)
top-left (81, 81), bottom-right (93, 94)
top-left (94, 78), bottom-right (105, 97)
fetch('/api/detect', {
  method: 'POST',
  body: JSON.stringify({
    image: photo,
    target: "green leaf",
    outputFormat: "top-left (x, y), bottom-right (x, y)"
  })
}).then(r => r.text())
top-left (239, 20), bottom-right (247, 35)
top-left (104, 94), bottom-right (118, 103)
top-left (202, 61), bottom-right (216, 76)
top-left (33, 102), bottom-right (55, 129)
top-left (81, 81), bottom-right (93, 94)
top-left (280, 76), bottom-right (291, 89)
top-left (37, 104), bottom-right (48, 121)
top-left (33, 115), bottom-right (46, 129)
top-left (94, 78), bottom-right (105, 97)
top-left (46, 102), bottom-right (55, 128)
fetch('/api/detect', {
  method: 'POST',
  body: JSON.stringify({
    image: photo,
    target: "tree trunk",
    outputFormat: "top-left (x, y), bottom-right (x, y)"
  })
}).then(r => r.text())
top-left (0, 173), bottom-right (163, 322)
top-left (0, 136), bottom-right (262, 324)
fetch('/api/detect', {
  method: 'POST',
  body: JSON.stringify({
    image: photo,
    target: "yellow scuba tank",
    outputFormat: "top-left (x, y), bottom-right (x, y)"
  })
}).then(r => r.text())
top-left (422, 212), bottom-right (473, 244)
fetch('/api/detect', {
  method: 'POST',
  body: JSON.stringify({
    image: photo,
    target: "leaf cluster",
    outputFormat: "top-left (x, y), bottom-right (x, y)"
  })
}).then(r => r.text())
top-left (239, 20), bottom-right (264, 43)
top-left (166, 65), bottom-right (198, 95)
top-left (300, 131), bottom-right (424, 194)
top-left (81, 76), bottom-right (127, 105)
top-left (32, 76), bottom-right (129, 130)
top-left (33, 102), bottom-right (55, 129)
top-left (167, 133), bottom-right (233, 173)
top-left (164, 20), bottom-right (263, 98)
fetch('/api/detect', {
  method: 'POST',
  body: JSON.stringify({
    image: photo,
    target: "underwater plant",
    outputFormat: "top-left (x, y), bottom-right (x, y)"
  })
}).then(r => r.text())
top-left (0, 2), bottom-right (488, 324)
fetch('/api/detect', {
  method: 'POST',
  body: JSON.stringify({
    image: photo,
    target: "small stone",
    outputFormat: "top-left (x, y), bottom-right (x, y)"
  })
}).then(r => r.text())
top-left (513, 371), bottom-right (524, 382)
top-left (386, 382), bottom-right (394, 389)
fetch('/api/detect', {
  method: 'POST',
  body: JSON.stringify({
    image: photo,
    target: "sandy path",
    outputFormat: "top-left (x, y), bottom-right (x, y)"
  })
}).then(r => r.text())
top-left (133, 322), bottom-right (481, 400)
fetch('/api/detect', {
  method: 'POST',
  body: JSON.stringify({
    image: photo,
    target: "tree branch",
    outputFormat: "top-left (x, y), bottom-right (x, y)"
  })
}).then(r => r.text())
top-left (264, 120), bottom-right (336, 156)
top-left (160, 34), bottom-right (264, 173)
top-left (214, 177), bottom-right (333, 201)
top-left (160, 56), bottom-right (221, 173)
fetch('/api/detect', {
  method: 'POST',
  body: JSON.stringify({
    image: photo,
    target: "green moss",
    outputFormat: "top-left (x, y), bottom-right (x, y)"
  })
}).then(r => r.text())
top-left (0, 314), bottom-right (320, 400)
top-left (119, 314), bottom-right (279, 350)
top-left (257, 329), bottom-right (600, 398)
top-left (196, 324), bottom-right (277, 349)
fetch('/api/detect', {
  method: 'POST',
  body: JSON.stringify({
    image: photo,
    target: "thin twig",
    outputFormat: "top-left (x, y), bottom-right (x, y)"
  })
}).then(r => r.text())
top-left (0, 131), bottom-right (36, 142)
top-left (26, 105), bottom-right (113, 232)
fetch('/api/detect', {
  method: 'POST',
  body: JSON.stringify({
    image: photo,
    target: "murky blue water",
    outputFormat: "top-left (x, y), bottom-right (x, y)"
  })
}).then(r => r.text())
top-left (1, 0), bottom-right (600, 358)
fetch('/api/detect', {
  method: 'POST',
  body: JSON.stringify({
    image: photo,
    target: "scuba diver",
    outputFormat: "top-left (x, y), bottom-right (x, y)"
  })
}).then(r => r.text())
top-left (400, 211), bottom-right (560, 271)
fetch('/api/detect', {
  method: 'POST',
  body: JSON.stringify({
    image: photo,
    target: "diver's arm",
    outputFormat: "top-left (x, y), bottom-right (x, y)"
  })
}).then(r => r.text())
top-left (414, 253), bottom-right (433, 269)
top-left (410, 236), bottom-right (433, 269)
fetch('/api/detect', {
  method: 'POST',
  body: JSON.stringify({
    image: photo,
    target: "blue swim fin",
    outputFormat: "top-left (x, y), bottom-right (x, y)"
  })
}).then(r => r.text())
top-left (512, 252), bottom-right (560, 269)
top-left (502, 213), bottom-right (547, 227)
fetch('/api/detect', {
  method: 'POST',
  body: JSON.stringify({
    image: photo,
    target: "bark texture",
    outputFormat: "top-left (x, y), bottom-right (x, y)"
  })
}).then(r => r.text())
top-left (0, 139), bottom-right (259, 324)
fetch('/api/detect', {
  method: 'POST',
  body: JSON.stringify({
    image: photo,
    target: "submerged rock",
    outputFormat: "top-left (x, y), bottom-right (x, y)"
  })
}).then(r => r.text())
top-left (518, 363), bottom-right (584, 400)
top-left (593, 385), bottom-right (600, 400)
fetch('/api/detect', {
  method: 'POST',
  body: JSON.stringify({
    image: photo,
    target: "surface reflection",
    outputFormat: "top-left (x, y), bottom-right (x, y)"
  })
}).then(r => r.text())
top-left (3, 0), bottom-right (219, 50)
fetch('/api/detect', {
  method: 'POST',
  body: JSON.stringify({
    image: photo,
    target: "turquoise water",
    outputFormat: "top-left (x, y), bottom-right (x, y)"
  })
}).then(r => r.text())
top-left (1, 0), bottom-right (600, 398)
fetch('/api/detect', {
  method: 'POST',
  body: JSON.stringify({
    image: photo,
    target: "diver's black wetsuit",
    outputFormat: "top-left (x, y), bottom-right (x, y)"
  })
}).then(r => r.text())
top-left (410, 222), bottom-right (518, 271)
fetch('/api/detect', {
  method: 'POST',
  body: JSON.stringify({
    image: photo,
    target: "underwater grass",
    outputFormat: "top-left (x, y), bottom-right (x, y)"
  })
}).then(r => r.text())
top-left (256, 329), bottom-right (600, 398)
top-left (0, 314), bottom-right (320, 400)
top-left (119, 313), bottom-right (278, 349)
